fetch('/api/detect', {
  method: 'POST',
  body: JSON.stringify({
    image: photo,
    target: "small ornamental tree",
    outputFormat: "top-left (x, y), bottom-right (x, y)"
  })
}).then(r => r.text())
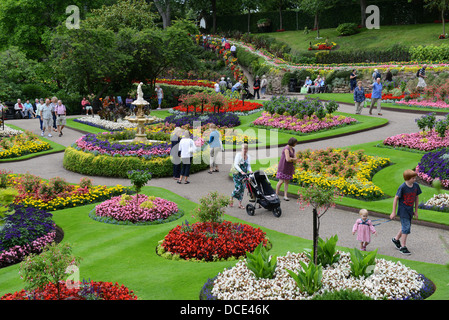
top-left (298, 184), bottom-right (341, 265)
top-left (18, 242), bottom-right (82, 300)
top-left (127, 170), bottom-right (152, 203)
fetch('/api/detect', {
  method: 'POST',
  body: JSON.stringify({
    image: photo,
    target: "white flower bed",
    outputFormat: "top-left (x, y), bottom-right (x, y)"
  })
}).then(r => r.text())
top-left (424, 193), bottom-right (449, 207)
top-left (212, 251), bottom-right (424, 300)
top-left (75, 115), bottom-right (138, 131)
top-left (0, 125), bottom-right (22, 137)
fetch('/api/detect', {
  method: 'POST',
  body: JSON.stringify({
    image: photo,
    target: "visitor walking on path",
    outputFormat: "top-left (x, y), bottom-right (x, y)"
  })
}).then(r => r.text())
top-left (352, 209), bottom-right (377, 251)
top-left (230, 143), bottom-right (252, 209)
top-left (207, 123), bottom-right (223, 174)
top-left (55, 100), bottom-right (66, 137)
top-left (349, 69), bottom-right (357, 92)
top-left (178, 130), bottom-right (195, 184)
top-left (155, 85), bottom-right (163, 109)
top-left (369, 77), bottom-right (383, 116)
top-left (260, 75), bottom-right (268, 99)
top-left (253, 75), bottom-right (261, 99)
top-left (275, 137), bottom-right (298, 201)
top-left (40, 99), bottom-right (53, 138)
top-left (417, 64), bottom-right (427, 90)
top-left (35, 98), bottom-right (44, 132)
top-left (390, 169), bottom-right (422, 255)
top-left (354, 81), bottom-right (366, 114)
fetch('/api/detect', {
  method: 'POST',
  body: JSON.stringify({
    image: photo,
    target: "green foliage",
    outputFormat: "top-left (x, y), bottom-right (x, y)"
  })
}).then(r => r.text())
top-left (286, 260), bottom-right (323, 296)
top-left (127, 170), bottom-right (152, 195)
top-left (18, 242), bottom-right (82, 299)
top-left (416, 112), bottom-right (436, 131)
top-left (324, 100), bottom-right (339, 115)
top-left (410, 44), bottom-right (449, 61)
top-left (245, 242), bottom-right (277, 280)
top-left (0, 188), bottom-right (18, 226)
top-left (194, 191), bottom-right (230, 223)
top-left (336, 23), bottom-right (359, 36)
top-left (349, 247), bottom-right (378, 278)
top-left (306, 235), bottom-right (340, 267)
top-left (312, 289), bottom-right (373, 300)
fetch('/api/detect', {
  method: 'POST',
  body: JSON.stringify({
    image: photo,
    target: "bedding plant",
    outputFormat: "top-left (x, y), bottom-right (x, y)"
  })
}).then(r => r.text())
top-left (0, 131), bottom-right (51, 159)
top-left (265, 148), bottom-right (391, 200)
top-left (157, 192), bottom-right (270, 262)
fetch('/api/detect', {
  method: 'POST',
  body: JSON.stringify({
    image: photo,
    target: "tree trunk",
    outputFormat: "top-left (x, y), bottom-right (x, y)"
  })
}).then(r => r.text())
top-left (247, 11), bottom-right (251, 33)
top-left (279, 6), bottom-right (283, 30)
top-left (313, 208), bottom-right (318, 265)
top-left (315, 14), bottom-right (320, 39)
top-left (360, 0), bottom-right (367, 27)
top-left (211, 0), bottom-right (217, 34)
top-left (443, 9), bottom-right (446, 36)
top-left (154, 0), bottom-right (171, 29)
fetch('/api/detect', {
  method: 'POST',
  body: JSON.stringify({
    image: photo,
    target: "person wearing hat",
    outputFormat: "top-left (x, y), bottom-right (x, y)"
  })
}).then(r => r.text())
top-left (219, 77), bottom-right (227, 94)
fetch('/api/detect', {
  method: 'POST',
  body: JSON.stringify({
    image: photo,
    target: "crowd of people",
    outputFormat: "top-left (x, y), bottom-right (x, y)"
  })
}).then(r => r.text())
top-left (302, 75), bottom-right (327, 93)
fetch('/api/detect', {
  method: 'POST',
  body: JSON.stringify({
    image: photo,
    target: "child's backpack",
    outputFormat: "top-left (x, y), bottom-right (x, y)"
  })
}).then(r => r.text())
top-left (416, 68), bottom-right (421, 77)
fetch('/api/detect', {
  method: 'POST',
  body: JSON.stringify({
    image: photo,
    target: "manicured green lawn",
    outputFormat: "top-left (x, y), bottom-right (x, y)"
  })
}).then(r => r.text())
top-left (0, 186), bottom-right (447, 300)
top-left (267, 23), bottom-right (446, 55)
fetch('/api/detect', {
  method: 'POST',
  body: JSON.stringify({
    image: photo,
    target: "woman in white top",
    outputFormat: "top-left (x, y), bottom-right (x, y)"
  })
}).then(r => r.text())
top-left (230, 143), bottom-right (252, 209)
top-left (35, 98), bottom-right (44, 132)
top-left (178, 130), bottom-right (196, 184)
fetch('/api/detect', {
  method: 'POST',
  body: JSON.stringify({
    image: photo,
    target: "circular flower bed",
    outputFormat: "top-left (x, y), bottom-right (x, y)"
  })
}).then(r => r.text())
top-left (158, 221), bottom-right (268, 262)
top-left (205, 251), bottom-right (432, 300)
top-left (1, 280), bottom-right (137, 300)
top-left (265, 148), bottom-right (390, 200)
top-left (92, 194), bottom-right (179, 225)
top-left (0, 205), bottom-right (56, 268)
top-left (416, 147), bottom-right (449, 187)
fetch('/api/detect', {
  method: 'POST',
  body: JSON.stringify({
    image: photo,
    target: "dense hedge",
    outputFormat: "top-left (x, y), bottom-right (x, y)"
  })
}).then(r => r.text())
top-left (63, 147), bottom-right (209, 178)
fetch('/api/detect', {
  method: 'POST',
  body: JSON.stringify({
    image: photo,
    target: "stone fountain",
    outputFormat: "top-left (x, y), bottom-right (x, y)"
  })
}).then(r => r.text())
top-left (125, 82), bottom-right (158, 143)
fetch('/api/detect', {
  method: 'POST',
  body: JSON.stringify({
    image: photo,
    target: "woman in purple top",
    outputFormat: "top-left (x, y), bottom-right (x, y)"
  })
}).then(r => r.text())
top-left (275, 137), bottom-right (298, 201)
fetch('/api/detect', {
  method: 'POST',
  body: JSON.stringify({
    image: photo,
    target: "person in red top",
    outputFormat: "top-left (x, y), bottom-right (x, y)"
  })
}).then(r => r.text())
top-left (81, 97), bottom-right (93, 116)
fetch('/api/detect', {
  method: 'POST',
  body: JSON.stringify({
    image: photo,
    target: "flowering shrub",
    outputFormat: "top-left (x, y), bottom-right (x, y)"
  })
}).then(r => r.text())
top-left (0, 205), bottom-right (56, 268)
top-left (308, 42), bottom-right (337, 50)
top-left (265, 148), bottom-right (390, 200)
top-left (419, 193), bottom-right (449, 212)
top-left (253, 112), bottom-right (357, 134)
top-left (94, 194), bottom-right (178, 224)
top-left (416, 148), bottom-right (449, 188)
top-left (208, 251), bottom-right (429, 300)
top-left (1, 280), bottom-right (137, 300)
top-left (5, 173), bottom-right (132, 211)
top-left (160, 221), bottom-right (268, 261)
top-left (0, 131), bottom-right (51, 159)
top-left (0, 125), bottom-right (22, 137)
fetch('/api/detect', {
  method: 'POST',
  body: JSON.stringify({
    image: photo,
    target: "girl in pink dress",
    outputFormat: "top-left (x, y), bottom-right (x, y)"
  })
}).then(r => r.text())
top-left (352, 209), bottom-right (377, 251)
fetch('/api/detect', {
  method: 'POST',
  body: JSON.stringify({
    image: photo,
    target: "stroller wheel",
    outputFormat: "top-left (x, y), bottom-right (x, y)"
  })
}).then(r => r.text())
top-left (272, 206), bottom-right (282, 218)
top-left (246, 204), bottom-right (255, 216)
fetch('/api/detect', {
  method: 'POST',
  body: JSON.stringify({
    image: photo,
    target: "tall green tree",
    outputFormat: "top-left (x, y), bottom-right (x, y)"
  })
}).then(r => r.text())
top-left (424, 0), bottom-right (449, 35)
top-left (297, 0), bottom-right (339, 38)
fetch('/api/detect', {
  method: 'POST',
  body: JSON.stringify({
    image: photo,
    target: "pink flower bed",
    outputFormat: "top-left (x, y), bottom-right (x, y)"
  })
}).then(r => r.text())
top-left (95, 194), bottom-right (178, 223)
top-left (0, 231), bottom-right (56, 268)
top-left (395, 100), bottom-right (449, 109)
top-left (415, 165), bottom-right (449, 188)
top-left (253, 112), bottom-right (357, 133)
top-left (383, 130), bottom-right (449, 151)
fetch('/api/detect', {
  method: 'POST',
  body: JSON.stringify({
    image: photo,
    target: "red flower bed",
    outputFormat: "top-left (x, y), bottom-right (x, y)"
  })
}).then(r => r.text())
top-left (365, 92), bottom-right (420, 100)
top-left (162, 221), bottom-right (268, 261)
top-left (173, 99), bottom-right (262, 113)
top-left (1, 281), bottom-right (137, 300)
top-left (156, 79), bottom-right (215, 88)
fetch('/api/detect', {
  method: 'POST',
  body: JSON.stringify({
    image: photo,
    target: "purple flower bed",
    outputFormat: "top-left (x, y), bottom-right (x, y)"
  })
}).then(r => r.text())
top-left (164, 113), bottom-right (240, 128)
top-left (94, 194), bottom-right (179, 224)
top-left (74, 133), bottom-right (171, 159)
top-left (383, 130), bottom-right (449, 152)
top-left (0, 206), bottom-right (56, 268)
top-left (416, 147), bottom-right (449, 187)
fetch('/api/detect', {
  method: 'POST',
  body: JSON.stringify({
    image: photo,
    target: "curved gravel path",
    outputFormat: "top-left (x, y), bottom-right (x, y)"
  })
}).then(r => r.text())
top-left (3, 101), bottom-right (449, 266)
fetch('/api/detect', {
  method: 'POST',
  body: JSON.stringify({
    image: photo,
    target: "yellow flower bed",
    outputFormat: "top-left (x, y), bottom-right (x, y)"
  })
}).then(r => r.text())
top-left (0, 132), bottom-right (51, 159)
top-left (265, 148), bottom-right (390, 200)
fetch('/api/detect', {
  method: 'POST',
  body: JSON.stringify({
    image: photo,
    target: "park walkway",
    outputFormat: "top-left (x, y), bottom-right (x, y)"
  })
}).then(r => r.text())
top-left (2, 101), bottom-right (449, 266)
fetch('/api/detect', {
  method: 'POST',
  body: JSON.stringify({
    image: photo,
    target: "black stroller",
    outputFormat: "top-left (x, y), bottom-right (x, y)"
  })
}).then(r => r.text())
top-left (242, 83), bottom-right (254, 100)
top-left (244, 170), bottom-right (282, 217)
